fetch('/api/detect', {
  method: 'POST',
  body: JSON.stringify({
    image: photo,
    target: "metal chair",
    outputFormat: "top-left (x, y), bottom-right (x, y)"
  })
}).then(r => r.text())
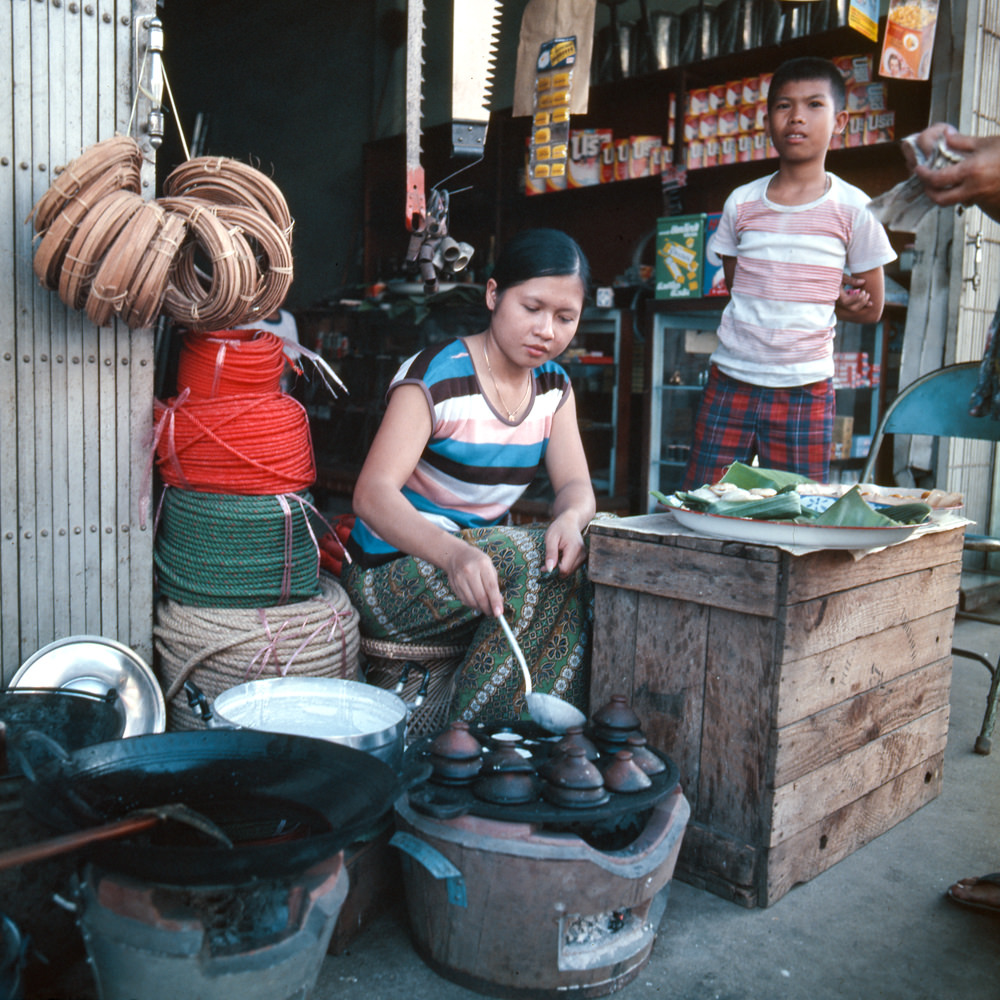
top-left (860, 361), bottom-right (1000, 754)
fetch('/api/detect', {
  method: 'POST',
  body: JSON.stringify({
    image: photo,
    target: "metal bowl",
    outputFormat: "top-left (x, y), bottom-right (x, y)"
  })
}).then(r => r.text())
top-left (10, 635), bottom-right (166, 737)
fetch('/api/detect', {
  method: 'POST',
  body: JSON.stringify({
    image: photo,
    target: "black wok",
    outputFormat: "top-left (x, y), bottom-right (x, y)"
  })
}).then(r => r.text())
top-left (0, 689), bottom-right (125, 775)
top-left (19, 728), bottom-right (424, 886)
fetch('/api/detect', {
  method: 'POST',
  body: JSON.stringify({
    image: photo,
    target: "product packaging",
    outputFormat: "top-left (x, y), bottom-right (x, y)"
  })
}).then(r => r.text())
top-left (567, 128), bottom-right (611, 188)
top-left (702, 213), bottom-right (728, 297)
top-left (655, 214), bottom-right (706, 299)
top-left (879, 0), bottom-right (939, 80)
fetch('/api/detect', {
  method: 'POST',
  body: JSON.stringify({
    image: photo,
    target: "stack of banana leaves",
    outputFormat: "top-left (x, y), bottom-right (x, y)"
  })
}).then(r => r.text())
top-left (651, 462), bottom-right (932, 527)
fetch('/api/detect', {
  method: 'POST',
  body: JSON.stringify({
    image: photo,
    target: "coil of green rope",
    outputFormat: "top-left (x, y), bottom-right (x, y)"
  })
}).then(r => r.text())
top-left (154, 488), bottom-right (322, 607)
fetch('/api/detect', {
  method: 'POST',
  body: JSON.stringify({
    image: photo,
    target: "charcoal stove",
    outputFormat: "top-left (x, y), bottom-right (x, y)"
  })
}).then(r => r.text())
top-left (392, 717), bottom-right (690, 999)
top-left (75, 850), bottom-right (348, 1000)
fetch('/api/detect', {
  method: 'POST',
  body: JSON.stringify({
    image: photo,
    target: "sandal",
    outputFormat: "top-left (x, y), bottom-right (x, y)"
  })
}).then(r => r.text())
top-left (946, 873), bottom-right (1000, 915)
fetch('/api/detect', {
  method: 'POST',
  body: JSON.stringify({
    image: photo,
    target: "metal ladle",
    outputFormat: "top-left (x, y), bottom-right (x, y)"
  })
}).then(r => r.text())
top-left (497, 614), bottom-right (586, 734)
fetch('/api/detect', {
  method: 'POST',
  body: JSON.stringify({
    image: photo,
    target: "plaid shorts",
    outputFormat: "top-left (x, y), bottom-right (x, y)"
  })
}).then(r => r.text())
top-left (681, 365), bottom-right (835, 489)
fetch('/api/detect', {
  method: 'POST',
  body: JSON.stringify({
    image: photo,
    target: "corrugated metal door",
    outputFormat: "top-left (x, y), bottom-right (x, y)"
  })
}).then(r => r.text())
top-left (1, 0), bottom-right (157, 683)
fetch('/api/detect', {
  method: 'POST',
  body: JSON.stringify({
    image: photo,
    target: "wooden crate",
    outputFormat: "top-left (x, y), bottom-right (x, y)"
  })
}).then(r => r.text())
top-left (588, 515), bottom-right (965, 908)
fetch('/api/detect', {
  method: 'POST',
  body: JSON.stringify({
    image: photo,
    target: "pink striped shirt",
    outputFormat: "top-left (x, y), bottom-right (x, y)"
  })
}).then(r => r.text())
top-left (708, 172), bottom-right (896, 386)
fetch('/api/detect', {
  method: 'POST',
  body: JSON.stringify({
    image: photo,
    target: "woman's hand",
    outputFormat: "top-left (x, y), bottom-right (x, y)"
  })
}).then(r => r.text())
top-left (443, 541), bottom-right (503, 618)
top-left (543, 512), bottom-right (588, 576)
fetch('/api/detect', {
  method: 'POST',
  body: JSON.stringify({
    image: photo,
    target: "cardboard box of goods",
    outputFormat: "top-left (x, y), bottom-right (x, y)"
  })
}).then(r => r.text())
top-left (708, 84), bottom-right (727, 110)
top-left (865, 110), bottom-right (896, 145)
top-left (685, 139), bottom-right (705, 171)
top-left (880, 0), bottom-right (938, 80)
top-left (845, 113), bottom-right (866, 148)
top-left (833, 53), bottom-right (874, 85)
top-left (699, 113), bottom-right (718, 140)
top-left (629, 136), bottom-right (662, 178)
top-left (737, 132), bottom-right (754, 163)
top-left (655, 214), bottom-right (706, 300)
top-left (758, 72), bottom-right (773, 101)
top-left (725, 80), bottom-right (743, 107)
top-left (846, 82), bottom-right (886, 113)
top-left (742, 76), bottom-right (760, 104)
top-left (683, 112), bottom-right (700, 143)
top-left (599, 134), bottom-right (617, 183)
top-left (703, 136), bottom-right (720, 169)
top-left (613, 138), bottom-right (630, 182)
top-left (702, 213), bottom-right (728, 297)
top-left (687, 87), bottom-right (710, 114)
top-left (719, 135), bottom-right (738, 167)
top-left (718, 109), bottom-right (739, 136)
top-left (568, 128), bottom-right (611, 188)
top-left (752, 131), bottom-right (770, 160)
top-left (754, 99), bottom-right (768, 131)
top-left (739, 104), bottom-right (757, 133)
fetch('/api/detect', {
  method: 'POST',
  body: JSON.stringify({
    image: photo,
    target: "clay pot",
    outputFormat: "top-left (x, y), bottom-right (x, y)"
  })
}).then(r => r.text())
top-left (591, 694), bottom-right (643, 751)
top-left (473, 743), bottom-right (539, 804)
top-left (602, 750), bottom-right (653, 793)
top-left (625, 734), bottom-right (667, 776)
top-left (428, 720), bottom-right (482, 785)
top-left (555, 726), bottom-right (600, 762)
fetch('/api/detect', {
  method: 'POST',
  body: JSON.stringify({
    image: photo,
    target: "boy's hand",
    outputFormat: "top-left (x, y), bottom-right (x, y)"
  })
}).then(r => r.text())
top-left (836, 274), bottom-right (872, 316)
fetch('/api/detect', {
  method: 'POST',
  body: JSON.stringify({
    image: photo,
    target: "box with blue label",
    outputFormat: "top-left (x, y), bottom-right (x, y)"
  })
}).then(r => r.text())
top-left (655, 214), bottom-right (705, 300)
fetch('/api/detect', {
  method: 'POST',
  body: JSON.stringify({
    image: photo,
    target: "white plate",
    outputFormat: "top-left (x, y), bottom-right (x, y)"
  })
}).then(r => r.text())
top-left (10, 635), bottom-right (166, 737)
top-left (670, 507), bottom-right (918, 549)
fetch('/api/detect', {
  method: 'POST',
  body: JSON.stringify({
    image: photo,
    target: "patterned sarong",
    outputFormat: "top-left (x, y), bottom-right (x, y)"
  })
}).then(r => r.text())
top-left (342, 525), bottom-right (592, 726)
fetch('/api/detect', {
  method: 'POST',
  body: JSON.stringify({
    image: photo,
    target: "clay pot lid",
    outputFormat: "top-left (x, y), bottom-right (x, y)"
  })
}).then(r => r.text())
top-left (554, 725), bottom-right (599, 761)
top-left (602, 750), bottom-right (653, 793)
top-left (543, 745), bottom-right (604, 790)
top-left (591, 694), bottom-right (641, 733)
top-left (429, 720), bottom-right (482, 761)
top-left (481, 742), bottom-right (535, 775)
top-left (625, 733), bottom-right (667, 775)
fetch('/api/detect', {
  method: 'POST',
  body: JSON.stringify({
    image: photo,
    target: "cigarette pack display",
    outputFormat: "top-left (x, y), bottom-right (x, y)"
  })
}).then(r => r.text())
top-left (655, 214), bottom-right (705, 299)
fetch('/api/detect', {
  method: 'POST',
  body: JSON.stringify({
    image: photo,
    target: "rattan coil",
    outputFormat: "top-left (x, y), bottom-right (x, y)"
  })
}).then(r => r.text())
top-left (29, 135), bottom-right (142, 234)
top-left (57, 190), bottom-right (146, 310)
top-left (85, 200), bottom-right (167, 327)
top-left (155, 571), bottom-right (360, 731)
top-left (361, 636), bottom-right (467, 740)
top-left (119, 210), bottom-right (188, 330)
top-left (159, 196), bottom-right (260, 330)
top-left (163, 156), bottom-right (294, 241)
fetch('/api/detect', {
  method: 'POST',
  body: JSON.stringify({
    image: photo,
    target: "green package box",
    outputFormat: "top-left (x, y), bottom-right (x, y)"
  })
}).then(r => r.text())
top-left (655, 214), bottom-right (706, 299)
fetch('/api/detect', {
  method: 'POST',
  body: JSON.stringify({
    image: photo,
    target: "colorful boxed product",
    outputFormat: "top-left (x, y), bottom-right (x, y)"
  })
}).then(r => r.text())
top-left (719, 135), bottom-right (738, 166)
top-left (725, 80), bottom-right (743, 107)
top-left (567, 128), bottom-right (611, 188)
top-left (742, 76), bottom-right (760, 104)
top-left (846, 82), bottom-right (886, 113)
top-left (699, 113), bottom-right (718, 140)
top-left (737, 132), bottom-right (754, 163)
top-left (686, 139), bottom-right (705, 171)
top-left (613, 139), bottom-right (631, 182)
top-left (845, 113), bottom-right (866, 148)
top-left (880, 0), bottom-right (938, 80)
top-left (865, 110), bottom-right (896, 145)
top-left (600, 135), bottom-right (617, 183)
top-left (758, 72), bottom-right (773, 101)
top-left (688, 87), bottom-right (710, 114)
top-left (655, 214), bottom-right (706, 299)
top-left (629, 136), bottom-right (662, 178)
top-left (703, 213), bottom-right (728, 297)
top-left (683, 112), bottom-right (700, 143)
top-left (718, 109), bottom-right (739, 136)
top-left (703, 136), bottom-right (719, 169)
top-left (708, 84), bottom-right (727, 110)
top-left (833, 53), bottom-right (874, 85)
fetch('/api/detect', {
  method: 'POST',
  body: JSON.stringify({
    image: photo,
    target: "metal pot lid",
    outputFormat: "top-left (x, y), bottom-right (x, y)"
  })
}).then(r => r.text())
top-left (10, 635), bottom-right (166, 737)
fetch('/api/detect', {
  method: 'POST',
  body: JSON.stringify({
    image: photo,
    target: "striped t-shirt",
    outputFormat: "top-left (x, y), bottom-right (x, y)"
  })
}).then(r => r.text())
top-left (349, 338), bottom-right (571, 565)
top-left (708, 172), bottom-right (896, 386)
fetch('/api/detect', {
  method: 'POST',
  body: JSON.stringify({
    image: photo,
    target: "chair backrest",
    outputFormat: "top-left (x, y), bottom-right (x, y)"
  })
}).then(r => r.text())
top-left (860, 362), bottom-right (1000, 481)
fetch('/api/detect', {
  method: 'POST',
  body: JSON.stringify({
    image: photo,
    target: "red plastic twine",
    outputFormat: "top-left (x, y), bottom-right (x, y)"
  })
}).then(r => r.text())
top-left (154, 392), bottom-right (316, 494)
top-left (177, 329), bottom-right (287, 397)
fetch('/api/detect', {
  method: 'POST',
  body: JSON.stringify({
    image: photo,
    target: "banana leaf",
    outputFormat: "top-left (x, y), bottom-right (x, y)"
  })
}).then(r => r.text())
top-left (719, 462), bottom-right (816, 491)
top-left (877, 502), bottom-right (932, 525)
top-left (707, 491), bottom-right (803, 520)
top-left (811, 486), bottom-right (900, 527)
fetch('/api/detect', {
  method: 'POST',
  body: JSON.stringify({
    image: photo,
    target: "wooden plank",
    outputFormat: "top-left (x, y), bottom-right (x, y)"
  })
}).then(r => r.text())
top-left (697, 606), bottom-right (778, 842)
top-left (780, 526), bottom-right (966, 604)
top-left (764, 753), bottom-right (944, 906)
top-left (591, 585), bottom-right (638, 707)
top-left (674, 821), bottom-right (760, 909)
top-left (774, 607), bottom-right (957, 726)
top-left (588, 533), bottom-right (781, 617)
top-left (770, 657), bottom-right (952, 786)
top-left (631, 591), bottom-right (708, 807)
top-left (780, 559), bottom-right (962, 661)
top-left (769, 708), bottom-right (949, 846)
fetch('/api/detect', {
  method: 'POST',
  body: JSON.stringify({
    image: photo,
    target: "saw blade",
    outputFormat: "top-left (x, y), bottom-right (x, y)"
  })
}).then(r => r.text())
top-left (405, 0), bottom-right (426, 229)
top-left (451, 0), bottom-right (502, 126)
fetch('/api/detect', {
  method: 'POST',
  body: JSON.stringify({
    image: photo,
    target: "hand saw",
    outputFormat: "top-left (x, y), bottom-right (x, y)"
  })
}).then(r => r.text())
top-left (405, 0), bottom-right (502, 234)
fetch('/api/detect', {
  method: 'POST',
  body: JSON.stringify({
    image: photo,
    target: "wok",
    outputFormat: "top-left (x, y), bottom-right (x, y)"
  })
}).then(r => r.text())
top-left (0, 689), bottom-right (125, 775)
top-left (19, 728), bottom-right (425, 886)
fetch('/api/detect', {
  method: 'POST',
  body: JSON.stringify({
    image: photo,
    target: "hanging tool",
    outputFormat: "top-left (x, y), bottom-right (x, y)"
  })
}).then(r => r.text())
top-left (404, 0), bottom-right (502, 294)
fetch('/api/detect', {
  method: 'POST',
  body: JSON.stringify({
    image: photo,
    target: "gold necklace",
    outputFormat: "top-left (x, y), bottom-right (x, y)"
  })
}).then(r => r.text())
top-left (482, 339), bottom-right (531, 420)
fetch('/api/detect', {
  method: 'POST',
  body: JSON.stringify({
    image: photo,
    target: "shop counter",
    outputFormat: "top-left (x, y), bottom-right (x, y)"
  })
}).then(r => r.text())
top-left (588, 513), bottom-right (965, 907)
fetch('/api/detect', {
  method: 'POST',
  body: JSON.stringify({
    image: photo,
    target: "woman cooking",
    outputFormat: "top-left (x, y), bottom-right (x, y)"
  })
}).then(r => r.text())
top-left (342, 228), bottom-right (596, 725)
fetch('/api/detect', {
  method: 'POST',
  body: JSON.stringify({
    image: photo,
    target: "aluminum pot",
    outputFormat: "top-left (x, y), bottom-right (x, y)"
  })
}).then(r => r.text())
top-left (680, 3), bottom-right (719, 63)
top-left (187, 676), bottom-right (407, 771)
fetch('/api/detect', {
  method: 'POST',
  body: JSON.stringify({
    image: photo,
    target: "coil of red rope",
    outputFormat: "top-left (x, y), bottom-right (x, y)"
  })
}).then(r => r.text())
top-left (155, 392), bottom-right (315, 494)
top-left (177, 329), bottom-right (287, 397)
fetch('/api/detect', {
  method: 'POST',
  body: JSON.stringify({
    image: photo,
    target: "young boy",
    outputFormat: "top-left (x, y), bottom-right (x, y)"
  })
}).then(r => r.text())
top-left (681, 56), bottom-right (896, 489)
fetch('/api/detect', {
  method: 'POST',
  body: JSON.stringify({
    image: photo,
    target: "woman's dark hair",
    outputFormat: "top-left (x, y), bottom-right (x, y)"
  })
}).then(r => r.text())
top-left (491, 228), bottom-right (591, 298)
top-left (768, 56), bottom-right (846, 114)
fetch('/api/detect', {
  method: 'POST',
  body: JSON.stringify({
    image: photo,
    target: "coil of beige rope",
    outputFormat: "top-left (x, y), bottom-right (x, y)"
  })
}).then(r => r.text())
top-left (154, 571), bottom-right (361, 732)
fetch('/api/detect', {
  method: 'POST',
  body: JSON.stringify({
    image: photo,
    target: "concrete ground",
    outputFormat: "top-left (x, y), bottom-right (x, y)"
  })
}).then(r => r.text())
top-left (311, 604), bottom-right (1000, 1000)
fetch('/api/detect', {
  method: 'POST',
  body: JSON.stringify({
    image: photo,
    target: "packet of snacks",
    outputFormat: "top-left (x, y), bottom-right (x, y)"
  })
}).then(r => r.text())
top-left (879, 0), bottom-right (939, 81)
